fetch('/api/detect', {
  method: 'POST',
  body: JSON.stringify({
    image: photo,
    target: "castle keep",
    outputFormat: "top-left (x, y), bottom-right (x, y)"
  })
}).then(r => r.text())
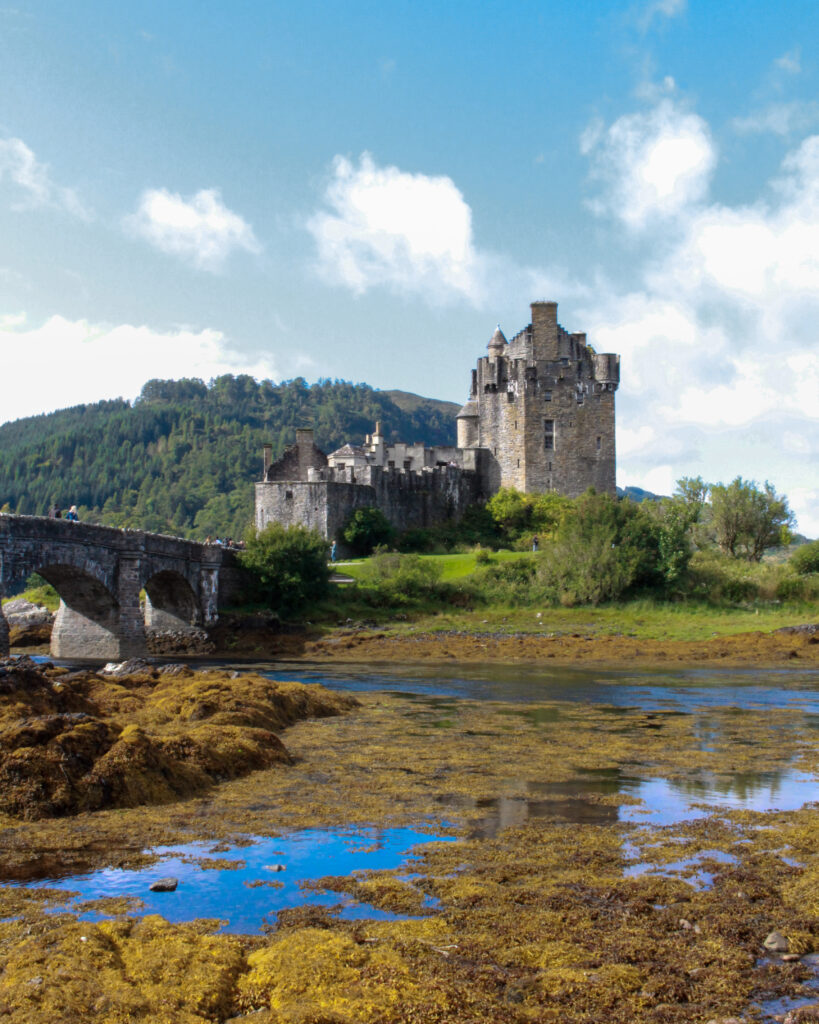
top-left (255, 301), bottom-right (620, 541)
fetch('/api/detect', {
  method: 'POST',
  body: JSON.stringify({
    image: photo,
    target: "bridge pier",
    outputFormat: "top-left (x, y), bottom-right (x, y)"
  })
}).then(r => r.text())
top-left (0, 603), bottom-right (8, 658)
top-left (50, 553), bottom-right (147, 660)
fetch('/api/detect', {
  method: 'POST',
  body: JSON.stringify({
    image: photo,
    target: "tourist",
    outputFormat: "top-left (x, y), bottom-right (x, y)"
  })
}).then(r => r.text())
top-left (66, 505), bottom-right (79, 522)
top-left (330, 540), bottom-right (337, 563)
top-left (532, 535), bottom-right (539, 553)
top-left (48, 503), bottom-right (61, 519)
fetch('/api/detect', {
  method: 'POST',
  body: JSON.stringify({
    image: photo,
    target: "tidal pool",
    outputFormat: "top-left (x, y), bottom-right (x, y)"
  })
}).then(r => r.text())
top-left (21, 826), bottom-right (452, 934)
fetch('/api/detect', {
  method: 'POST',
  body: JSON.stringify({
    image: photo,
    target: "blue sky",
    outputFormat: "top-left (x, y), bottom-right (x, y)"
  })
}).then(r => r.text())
top-left (1, 0), bottom-right (817, 533)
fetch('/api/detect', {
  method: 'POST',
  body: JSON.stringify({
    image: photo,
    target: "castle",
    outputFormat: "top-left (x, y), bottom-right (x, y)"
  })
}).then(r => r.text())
top-left (254, 301), bottom-right (620, 543)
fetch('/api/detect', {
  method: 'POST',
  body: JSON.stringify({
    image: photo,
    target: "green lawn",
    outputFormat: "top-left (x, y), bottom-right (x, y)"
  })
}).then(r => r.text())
top-left (334, 549), bottom-right (533, 582)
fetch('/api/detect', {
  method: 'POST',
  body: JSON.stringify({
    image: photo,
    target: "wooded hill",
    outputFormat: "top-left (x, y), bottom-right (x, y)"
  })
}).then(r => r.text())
top-left (0, 376), bottom-right (460, 539)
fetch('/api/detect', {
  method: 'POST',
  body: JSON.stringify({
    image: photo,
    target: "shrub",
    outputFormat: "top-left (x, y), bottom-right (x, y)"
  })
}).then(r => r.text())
top-left (354, 553), bottom-right (443, 605)
top-left (342, 507), bottom-right (393, 556)
top-left (239, 523), bottom-right (330, 615)
top-left (791, 539), bottom-right (819, 576)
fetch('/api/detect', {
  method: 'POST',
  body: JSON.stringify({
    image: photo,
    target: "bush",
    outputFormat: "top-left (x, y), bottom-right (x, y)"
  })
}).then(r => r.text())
top-left (354, 553), bottom-right (443, 605)
top-left (342, 507), bottom-right (393, 556)
top-left (791, 539), bottom-right (819, 575)
top-left (239, 523), bottom-right (330, 615)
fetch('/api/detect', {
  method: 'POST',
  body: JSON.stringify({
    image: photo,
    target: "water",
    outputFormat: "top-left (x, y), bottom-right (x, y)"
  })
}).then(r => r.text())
top-left (15, 659), bottom-right (819, 939)
top-left (22, 826), bottom-right (453, 934)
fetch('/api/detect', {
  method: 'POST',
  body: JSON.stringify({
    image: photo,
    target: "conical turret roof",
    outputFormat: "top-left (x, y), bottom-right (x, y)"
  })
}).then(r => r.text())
top-left (488, 324), bottom-right (507, 353)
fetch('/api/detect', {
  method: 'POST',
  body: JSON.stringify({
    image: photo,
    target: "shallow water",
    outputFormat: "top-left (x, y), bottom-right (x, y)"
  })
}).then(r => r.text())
top-left (17, 659), bottom-right (819, 940)
top-left (23, 826), bottom-right (451, 934)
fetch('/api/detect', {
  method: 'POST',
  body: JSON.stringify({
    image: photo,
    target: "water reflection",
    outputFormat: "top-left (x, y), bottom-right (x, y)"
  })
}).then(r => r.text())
top-left (22, 827), bottom-right (454, 935)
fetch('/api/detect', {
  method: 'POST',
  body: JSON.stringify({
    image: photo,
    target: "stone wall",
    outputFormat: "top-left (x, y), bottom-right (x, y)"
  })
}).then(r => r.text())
top-left (255, 463), bottom-right (483, 544)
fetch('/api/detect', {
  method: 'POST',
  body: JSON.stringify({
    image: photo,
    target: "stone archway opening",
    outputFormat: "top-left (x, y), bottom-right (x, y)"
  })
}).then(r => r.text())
top-left (142, 573), bottom-right (204, 643)
top-left (36, 563), bottom-right (122, 661)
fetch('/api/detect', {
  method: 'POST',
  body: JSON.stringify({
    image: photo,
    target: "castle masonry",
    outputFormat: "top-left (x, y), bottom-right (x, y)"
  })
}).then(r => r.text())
top-left (255, 301), bottom-right (619, 542)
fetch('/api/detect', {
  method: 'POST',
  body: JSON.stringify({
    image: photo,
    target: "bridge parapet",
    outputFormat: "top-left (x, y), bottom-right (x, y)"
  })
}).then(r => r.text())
top-left (0, 514), bottom-right (244, 660)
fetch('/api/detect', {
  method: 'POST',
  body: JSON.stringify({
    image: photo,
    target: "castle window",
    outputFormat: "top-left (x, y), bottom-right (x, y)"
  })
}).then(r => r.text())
top-left (544, 390), bottom-right (552, 401)
top-left (561, 357), bottom-right (569, 367)
top-left (544, 419), bottom-right (555, 450)
top-left (596, 436), bottom-right (601, 451)
top-left (507, 389), bottom-right (515, 402)
top-left (388, 460), bottom-right (395, 469)
top-left (403, 459), bottom-right (412, 470)
top-left (285, 490), bottom-right (293, 500)
top-left (514, 420), bottom-right (518, 430)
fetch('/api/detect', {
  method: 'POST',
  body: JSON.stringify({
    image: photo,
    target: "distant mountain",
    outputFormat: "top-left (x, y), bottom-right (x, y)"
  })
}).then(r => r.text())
top-left (617, 485), bottom-right (665, 503)
top-left (0, 376), bottom-right (458, 539)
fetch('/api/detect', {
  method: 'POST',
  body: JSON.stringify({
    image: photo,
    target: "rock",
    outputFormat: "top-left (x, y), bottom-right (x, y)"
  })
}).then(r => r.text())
top-left (783, 953), bottom-right (802, 962)
top-left (2, 599), bottom-right (54, 627)
top-left (102, 659), bottom-right (151, 677)
top-left (784, 1005), bottom-right (819, 1023)
top-left (149, 876), bottom-right (178, 892)
top-left (763, 930), bottom-right (789, 952)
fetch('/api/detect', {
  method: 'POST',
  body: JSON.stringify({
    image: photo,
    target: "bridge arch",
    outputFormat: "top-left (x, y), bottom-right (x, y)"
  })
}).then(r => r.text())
top-left (36, 561), bottom-right (124, 660)
top-left (143, 569), bottom-right (202, 636)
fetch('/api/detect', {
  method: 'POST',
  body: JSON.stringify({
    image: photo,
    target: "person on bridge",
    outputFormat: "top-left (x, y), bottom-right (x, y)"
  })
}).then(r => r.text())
top-left (66, 505), bottom-right (79, 522)
top-left (48, 503), bottom-right (62, 519)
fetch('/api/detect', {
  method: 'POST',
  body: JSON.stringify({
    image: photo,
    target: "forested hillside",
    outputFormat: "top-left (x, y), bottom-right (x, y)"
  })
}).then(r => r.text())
top-left (0, 376), bottom-right (459, 539)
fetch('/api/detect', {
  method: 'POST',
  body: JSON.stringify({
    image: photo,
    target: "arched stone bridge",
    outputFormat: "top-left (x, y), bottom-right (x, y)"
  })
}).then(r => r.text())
top-left (0, 515), bottom-right (245, 660)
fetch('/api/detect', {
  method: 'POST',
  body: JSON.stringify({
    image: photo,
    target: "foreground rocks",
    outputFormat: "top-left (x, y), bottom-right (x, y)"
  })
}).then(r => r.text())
top-left (0, 656), bottom-right (357, 819)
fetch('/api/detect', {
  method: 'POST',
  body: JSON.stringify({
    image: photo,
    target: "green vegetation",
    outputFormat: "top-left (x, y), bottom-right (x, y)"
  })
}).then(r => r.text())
top-left (239, 523), bottom-right (331, 615)
top-left (341, 506), bottom-right (393, 555)
top-left (709, 476), bottom-right (793, 560)
top-left (0, 375), bottom-right (457, 539)
top-left (791, 538), bottom-right (819, 576)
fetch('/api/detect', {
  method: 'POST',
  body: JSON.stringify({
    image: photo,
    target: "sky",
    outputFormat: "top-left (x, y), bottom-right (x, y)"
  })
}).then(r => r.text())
top-left (1, 0), bottom-right (818, 534)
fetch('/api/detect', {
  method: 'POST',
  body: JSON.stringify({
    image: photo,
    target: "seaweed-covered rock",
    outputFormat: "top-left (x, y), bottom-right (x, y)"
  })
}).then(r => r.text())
top-left (0, 660), bottom-right (357, 819)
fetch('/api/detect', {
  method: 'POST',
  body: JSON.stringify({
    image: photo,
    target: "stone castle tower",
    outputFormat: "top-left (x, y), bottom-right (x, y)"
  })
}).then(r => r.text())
top-left (456, 301), bottom-right (619, 497)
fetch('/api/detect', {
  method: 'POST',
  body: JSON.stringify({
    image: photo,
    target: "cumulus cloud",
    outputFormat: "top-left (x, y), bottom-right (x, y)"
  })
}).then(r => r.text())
top-left (125, 188), bottom-right (260, 271)
top-left (582, 100), bottom-right (715, 230)
top-left (0, 137), bottom-right (89, 217)
top-left (307, 153), bottom-right (485, 303)
top-left (578, 117), bottom-right (819, 535)
top-left (0, 313), bottom-right (279, 424)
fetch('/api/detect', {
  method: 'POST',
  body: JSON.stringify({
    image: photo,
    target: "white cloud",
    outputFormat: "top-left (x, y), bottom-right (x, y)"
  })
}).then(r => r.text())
top-left (775, 47), bottom-right (802, 75)
top-left (579, 108), bottom-right (819, 537)
top-left (0, 313), bottom-right (279, 424)
top-left (0, 137), bottom-right (89, 217)
top-left (732, 100), bottom-right (819, 137)
top-left (637, 0), bottom-right (686, 31)
top-left (582, 100), bottom-right (716, 230)
top-left (307, 153), bottom-right (484, 303)
top-left (125, 188), bottom-right (260, 271)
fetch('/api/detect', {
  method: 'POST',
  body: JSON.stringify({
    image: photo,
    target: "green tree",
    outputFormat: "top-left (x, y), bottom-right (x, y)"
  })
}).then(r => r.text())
top-left (239, 523), bottom-right (330, 615)
top-left (709, 478), bottom-right (793, 561)
top-left (342, 507), bottom-right (393, 555)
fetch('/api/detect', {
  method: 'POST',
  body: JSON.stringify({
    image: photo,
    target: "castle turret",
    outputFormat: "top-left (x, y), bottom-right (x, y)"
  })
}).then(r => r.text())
top-left (487, 325), bottom-right (507, 359)
top-left (456, 399), bottom-right (480, 448)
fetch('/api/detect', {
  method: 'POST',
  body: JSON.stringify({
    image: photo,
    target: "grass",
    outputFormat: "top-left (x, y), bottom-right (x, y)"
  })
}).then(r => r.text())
top-left (335, 550), bottom-right (533, 583)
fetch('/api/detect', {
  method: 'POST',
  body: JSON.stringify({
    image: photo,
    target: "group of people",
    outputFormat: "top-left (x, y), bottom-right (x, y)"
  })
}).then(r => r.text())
top-left (204, 536), bottom-right (245, 549)
top-left (48, 503), bottom-right (79, 521)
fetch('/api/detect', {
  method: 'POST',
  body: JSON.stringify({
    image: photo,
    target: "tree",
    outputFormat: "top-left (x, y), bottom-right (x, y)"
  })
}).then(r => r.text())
top-left (239, 523), bottom-right (330, 615)
top-left (709, 477), bottom-right (793, 561)
top-left (342, 507), bottom-right (393, 556)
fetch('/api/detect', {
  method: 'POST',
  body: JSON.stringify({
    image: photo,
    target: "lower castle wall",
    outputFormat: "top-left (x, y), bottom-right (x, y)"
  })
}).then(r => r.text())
top-left (255, 465), bottom-right (483, 544)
